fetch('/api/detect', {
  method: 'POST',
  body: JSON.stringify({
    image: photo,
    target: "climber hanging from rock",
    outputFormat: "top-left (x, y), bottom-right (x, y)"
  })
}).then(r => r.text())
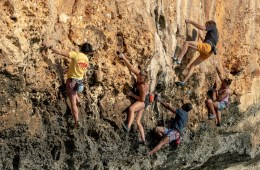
top-left (43, 39), bottom-right (93, 128)
top-left (174, 19), bottom-right (219, 86)
top-left (148, 94), bottom-right (192, 155)
top-left (117, 51), bottom-right (149, 144)
top-left (206, 66), bottom-right (232, 127)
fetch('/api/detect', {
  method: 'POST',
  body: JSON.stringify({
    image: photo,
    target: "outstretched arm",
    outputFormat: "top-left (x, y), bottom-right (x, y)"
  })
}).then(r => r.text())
top-left (49, 47), bottom-right (69, 58)
top-left (216, 66), bottom-right (224, 82)
top-left (118, 52), bottom-right (140, 76)
top-left (156, 95), bottom-right (176, 113)
top-left (43, 39), bottom-right (69, 58)
top-left (186, 19), bottom-right (206, 31)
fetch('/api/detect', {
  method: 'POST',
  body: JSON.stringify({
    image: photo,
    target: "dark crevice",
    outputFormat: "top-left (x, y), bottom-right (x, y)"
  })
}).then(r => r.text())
top-left (12, 155), bottom-right (20, 170)
top-left (102, 117), bottom-right (119, 131)
top-left (87, 129), bottom-right (100, 141)
top-left (158, 15), bottom-right (166, 31)
top-left (51, 145), bottom-right (61, 161)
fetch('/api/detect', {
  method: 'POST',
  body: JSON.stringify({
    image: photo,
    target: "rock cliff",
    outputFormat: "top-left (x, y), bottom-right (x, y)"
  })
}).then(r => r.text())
top-left (0, 0), bottom-right (259, 169)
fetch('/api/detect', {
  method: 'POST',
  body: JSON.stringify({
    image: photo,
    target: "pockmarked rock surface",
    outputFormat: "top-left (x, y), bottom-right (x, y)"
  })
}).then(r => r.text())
top-left (0, 0), bottom-right (259, 169)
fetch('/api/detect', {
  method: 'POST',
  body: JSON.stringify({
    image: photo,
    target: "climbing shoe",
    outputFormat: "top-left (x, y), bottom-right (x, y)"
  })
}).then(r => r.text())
top-left (175, 60), bottom-right (181, 64)
top-left (175, 81), bottom-right (185, 87)
top-left (208, 114), bottom-right (216, 120)
top-left (216, 122), bottom-right (221, 127)
top-left (74, 121), bottom-right (81, 129)
top-left (122, 123), bottom-right (130, 133)
top-left (173, 57), bottom-right (181, 64)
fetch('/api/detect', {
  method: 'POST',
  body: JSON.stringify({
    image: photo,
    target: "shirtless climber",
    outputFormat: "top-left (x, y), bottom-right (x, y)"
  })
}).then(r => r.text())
top-left (148, 95), bottom-right (192, 155)
top-left (206, 66), bottom-right (232, 127)
top-left (117, 52), bottom-right (149, 144)
top-left (43, 39), bottom-right (93, 128)
top-left (174, 19), bottom-right (219, 86)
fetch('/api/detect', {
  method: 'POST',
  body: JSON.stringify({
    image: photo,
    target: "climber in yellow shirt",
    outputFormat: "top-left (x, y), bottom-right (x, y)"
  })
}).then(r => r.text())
top-left (44, 40), bottom-right (92, 128)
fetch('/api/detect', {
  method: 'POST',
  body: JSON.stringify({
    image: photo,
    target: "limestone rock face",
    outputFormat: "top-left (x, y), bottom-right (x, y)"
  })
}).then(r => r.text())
top-left (0, 0), bottom-right (259, 169)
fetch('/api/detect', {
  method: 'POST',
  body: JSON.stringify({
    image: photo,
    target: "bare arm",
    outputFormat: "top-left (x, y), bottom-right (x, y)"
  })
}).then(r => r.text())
top-left (216, 66), bottom-right (224, 82)
top-left (156, 96), bottom-right (176, 113)
top-left (43, 39), bottom-right (69, 58)
top-left (186, 19), bottom-right (206, 31)
top-left (49, 46), bottom-right (70, 58)
top-left (118, 53), bottom-right (140, 76)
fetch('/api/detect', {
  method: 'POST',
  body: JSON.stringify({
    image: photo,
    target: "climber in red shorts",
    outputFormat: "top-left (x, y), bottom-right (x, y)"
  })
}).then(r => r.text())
top-left (44, 39), bottom-right (93, 128)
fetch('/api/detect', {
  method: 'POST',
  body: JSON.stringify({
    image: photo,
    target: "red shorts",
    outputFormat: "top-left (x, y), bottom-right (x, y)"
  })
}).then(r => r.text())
top-left (66, 79), bottom-right (77, 99)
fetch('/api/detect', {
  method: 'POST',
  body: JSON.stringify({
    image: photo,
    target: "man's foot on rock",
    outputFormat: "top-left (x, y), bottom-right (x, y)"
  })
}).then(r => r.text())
top-left (74, 122), bottom-right (79, 129)
top-left (122, 123), bottom-right (129, 133)
top-left (208, 113), bottom-right (216, 120)
top-left (74, 121), bottom-right (82, 129)
top-left (216, 122), bottom-right (221, 127)
top-left (175, 81), bottom-right (185, 87)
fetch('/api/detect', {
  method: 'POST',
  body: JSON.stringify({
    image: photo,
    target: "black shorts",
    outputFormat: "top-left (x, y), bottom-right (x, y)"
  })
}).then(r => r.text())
top-left (144, 95), bottom-right (150, 108)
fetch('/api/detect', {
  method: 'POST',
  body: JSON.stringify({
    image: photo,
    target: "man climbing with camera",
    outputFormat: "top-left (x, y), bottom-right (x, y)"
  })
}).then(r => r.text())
top-left (174, 19), bottom-right (219, 87)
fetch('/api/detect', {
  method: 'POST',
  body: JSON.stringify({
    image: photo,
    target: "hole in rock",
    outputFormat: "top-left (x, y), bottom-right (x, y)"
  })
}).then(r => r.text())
top-left (12, 155), bottom-right (20, 170)
top-left (10, 16), bottom-right (18, 22)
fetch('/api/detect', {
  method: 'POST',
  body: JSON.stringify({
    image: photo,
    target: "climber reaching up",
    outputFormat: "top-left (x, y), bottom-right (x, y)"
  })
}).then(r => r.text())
top-left (117, 52), bottom-right (149, 144)
top-left (206, 66), bottom-right (232, 127)
top-left (43, 39), bottom-right (93, 128)
top-left (148, 94), bottom-right (192, 155)
top-left (174, 19), bottom-right (219, 86)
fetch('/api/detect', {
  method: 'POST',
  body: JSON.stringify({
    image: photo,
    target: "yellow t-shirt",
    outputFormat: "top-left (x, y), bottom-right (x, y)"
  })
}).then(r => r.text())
top-left (67, 51), bottom-right (89, 80)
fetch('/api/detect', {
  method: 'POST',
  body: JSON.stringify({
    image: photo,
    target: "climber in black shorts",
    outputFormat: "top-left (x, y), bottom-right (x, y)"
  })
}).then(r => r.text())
top-left (117, 52), bottom-right (149, 144)
top-left (132, 82), bottom-right (150, 109)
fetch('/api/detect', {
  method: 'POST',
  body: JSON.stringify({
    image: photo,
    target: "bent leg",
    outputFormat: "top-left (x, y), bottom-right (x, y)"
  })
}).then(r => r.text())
top-left (136, 109), bottom-right (145, 142)
top-left (206, 99), bottom-right (216, 116)
top-left (178, 41), bottom-right (198, 61)
top-left (127, 101), bottom-right (145, 129)
top-left (183, 55), bottom-right (205, 82)
top-left (148, 136), bottom-right (170, 155)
